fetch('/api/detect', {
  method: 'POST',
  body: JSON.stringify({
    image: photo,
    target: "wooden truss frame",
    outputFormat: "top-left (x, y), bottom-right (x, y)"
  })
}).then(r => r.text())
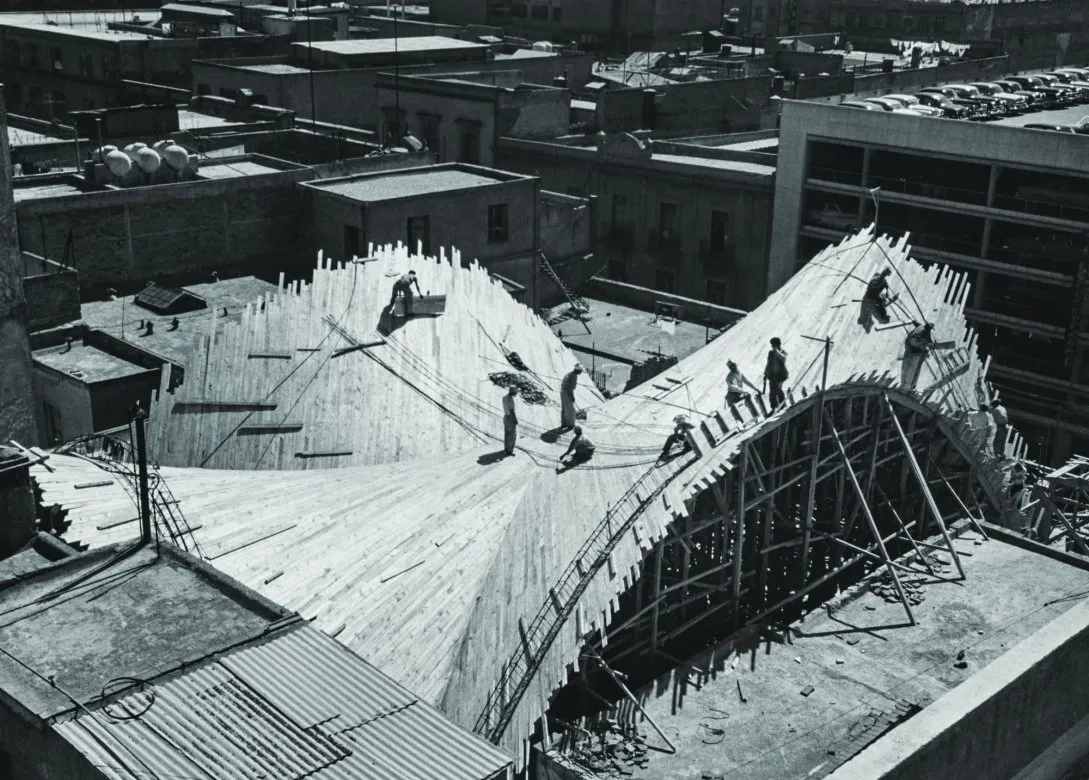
top-left (570, 391), bottom-right (992, 686)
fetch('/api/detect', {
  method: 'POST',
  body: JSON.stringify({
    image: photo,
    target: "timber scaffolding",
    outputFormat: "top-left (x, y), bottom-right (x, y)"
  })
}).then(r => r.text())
top-left (28, 227), bottom-right (1032, 771)
top-left (1018, 455), bottom-right (1089, 554)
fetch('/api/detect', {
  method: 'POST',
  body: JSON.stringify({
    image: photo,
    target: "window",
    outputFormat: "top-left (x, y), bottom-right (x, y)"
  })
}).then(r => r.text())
top-left (102, 54), bottom-right (118, 81)
top-left (753, 6), bottom-right (765, 22)
top-left (197, 83), bottom-right (211, 96)
top-left (219, 87), bottom-right (236, 99)
top-left (3, 41), bottom-right (18, 65)
top-left (458, 126), bottom-right (480, 164)
top-left (344, 224), bottom-right (361, 259)
top-left (407, 216), bottom-right (431, 255)
top-left (611, 193), bottom-right (629, 227)
top-left (50, 90), bottom-right (67, 120)
top-left (28, 86), bottom-right (42, 111)
top-left (43, 402), bottom-right (63, 446)
top-left (552, 6), bottom-right (562, 22)
top-left (488, 203), bottom-right (509, 243)
top-left (418, 113), bottom-right (441, 154)
top-left (27, 43), bottom-right (39, 68)
top-left (707, 279), bottom-right (726, 305)
top-left (658, 202), bottom-right (678, 245)
top-left (510, 2), bottom-right (527, 17)
top-left (79, 52), bottom-right (93, 77)
top-left (530, 5), bottom-right (548, 21)
top-left (382, 106), bottom-right (405, 144)
top-left (655, 269), bottom-right (675, 293)
top-left (710, 209), bottom-right (728, 251)
top-left (7, 82), bottom-right (23, 110)
top-left (50, 47), bottom-right (63, 70)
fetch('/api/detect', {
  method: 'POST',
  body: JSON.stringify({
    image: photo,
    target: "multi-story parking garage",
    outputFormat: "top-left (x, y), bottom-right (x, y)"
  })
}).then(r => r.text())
top-left (771, 99), bottom-right (1089, 464)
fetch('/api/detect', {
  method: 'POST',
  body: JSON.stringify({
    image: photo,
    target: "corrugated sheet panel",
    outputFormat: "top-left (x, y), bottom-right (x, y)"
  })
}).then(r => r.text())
top-left (55, 625), bottom-right (512, 780)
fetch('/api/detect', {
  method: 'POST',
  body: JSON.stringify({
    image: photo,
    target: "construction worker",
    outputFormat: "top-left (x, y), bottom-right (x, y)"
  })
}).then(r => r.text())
top-left (864, 268), bottom-right (894, 322)
top-left (659, 415), bottom-right (695, 461)
top-left (904, 322), bottom-right (934, 356)
top-left (763, 338), bottom-right (789, 410)
top-left (725, 360), bottom-right (760, 405)
top-left (502, 386), bottom-right (519, 457)
top-left (901, 321), bottom-right (935, 390)
top-left (388, 270), bottom-right (422, 318)
top-left (991, 399), bottom-right (1009, 459)
top-left (559, 364), bottom-right (583, 429)
top-left (558, 425), bottom-right (595, 471)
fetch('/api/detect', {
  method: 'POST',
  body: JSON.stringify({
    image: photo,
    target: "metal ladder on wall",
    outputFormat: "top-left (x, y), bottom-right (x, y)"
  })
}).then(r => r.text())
top-left (540, 250), bottom-right (590, 316)
top-left (473, 454), bottom-right (695, 744)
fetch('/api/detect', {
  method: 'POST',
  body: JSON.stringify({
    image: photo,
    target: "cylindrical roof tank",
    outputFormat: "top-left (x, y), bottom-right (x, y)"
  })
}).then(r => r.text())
top-left (135, 147), bottom-right (162, 174)
top-left (162, 144), bottom-right (189, 172)
top-left (105, 150), bottom-right (133, 178)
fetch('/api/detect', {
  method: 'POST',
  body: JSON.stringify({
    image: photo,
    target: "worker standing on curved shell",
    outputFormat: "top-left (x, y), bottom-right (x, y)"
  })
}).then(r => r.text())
top-left (560, 365), bottom-right (583, 430)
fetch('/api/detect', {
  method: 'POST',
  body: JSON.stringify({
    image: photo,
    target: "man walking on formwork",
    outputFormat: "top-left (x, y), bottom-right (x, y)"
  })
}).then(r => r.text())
top-left (763, 338), bottom-right (789, 410)
top-left (559, 364), bottom-right (583, 430)
top-left (388, 270), bottom-right (422, 318)
top-left (991, 399), bottom-right (1010, 460)
top-left (502, 386), bottom-right (519, 457)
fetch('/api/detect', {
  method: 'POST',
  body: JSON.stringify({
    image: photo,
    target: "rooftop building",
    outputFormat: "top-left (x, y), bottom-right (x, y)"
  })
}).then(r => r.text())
top-left (498, 131), bottom-right (776, 310)
top-left (0, 539), bottom-right (513, 779)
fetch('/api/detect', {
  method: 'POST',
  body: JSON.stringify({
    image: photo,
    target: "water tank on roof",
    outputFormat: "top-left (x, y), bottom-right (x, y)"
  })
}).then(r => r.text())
top-left (135, 147), bottom-right (161, 175)
top-left (152, 139), bottom-right (171, 151)
top-left (162, 144), bottom-right (189, 172)
top-left (104, 150), bottom-right (133, 178)
top-left (93, 145), bottom-right (117, 163)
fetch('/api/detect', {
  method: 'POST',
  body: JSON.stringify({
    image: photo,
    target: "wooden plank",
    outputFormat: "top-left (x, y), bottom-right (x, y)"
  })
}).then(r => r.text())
top-left (247, 352), bottom-right (294, 360)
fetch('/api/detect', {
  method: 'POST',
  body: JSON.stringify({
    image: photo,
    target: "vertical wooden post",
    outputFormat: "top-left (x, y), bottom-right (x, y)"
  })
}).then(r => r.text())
top-left (826, 411), bottom-right (916, 626)
top-left (733, 442), bottom-right (748, 626)
top-left (650, 544), bottom-right (664, 651)
top-left (884, 395), bottom-right (966, 580)
top-left (801, 338), bottom-right (832, 589)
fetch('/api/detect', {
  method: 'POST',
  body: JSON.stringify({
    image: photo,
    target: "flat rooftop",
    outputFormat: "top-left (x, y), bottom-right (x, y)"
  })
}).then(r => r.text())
top-left (613, 536), bottom-right (1089, 780)
top-left (7, 125), bottom-right (66, 146)
top-left (34, 339), bottom-right (149, 383)
top-left (294, 35), bottom-right (487, 57)
top-left (545, 296), bottom-right (717, 395)
top-left (177, 109), bottom-right (234, 130)
top-left (308, 166), bottom-right (518, 202)
top-left (651, 151), bottom-right (777, 177)
top-left (11, 179), bottom-right (85, 202)
top-left (0, 20), bottom-right (158, 41)
top-left (0, 10), bottom-right (158, 29)
top-left (79, 276), bottom-right (280, 366)
top-left (197, 158), bottom-right (291, 178)
top-left (235, 61), bottom-right (313, 74)
top-left (0, 544), bottom-right (287, 721)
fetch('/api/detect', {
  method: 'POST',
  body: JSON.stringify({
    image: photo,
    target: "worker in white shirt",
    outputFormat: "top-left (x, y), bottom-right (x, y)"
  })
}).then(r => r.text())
top-left (991, 400), bottom-right (1009, 459)
top-left (502, 386), bottom-right (519, 456)
top-left (725, 360), bottom-right (761, 405)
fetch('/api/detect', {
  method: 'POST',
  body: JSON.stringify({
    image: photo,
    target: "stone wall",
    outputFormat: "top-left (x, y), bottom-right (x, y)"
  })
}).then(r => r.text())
top-left (598, 76), bottom-right (776, 135)
top-left (15, 164), bottom-right (312, 297)
top-left (0, 91), bottom-right (39, 445)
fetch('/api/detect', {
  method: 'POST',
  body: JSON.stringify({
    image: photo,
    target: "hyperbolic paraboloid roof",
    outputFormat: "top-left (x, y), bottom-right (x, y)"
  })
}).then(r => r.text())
top-left (34, 229), bottom-right (1026, 765)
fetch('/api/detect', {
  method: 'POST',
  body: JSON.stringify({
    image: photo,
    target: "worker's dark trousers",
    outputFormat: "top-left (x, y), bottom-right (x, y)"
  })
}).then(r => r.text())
top-left (768, 380), bottom-right (785, 409)
top-left (390, 288), bottom-right (413, 316)
top-left (504, 415), bottom-right (517, 455)
top-left (994, 424), bottom-right (1009, 458)
top-left (560, 392), bottom-right (576, 428)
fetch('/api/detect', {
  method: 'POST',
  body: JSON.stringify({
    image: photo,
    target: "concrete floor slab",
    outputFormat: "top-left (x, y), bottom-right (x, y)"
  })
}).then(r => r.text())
top-left (606, 537), bottom-right (1089, 780)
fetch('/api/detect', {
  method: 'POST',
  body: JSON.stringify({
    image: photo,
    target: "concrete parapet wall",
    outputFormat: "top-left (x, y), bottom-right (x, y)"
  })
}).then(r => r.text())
top-left (585, 276), bottom-right (747, 329)
top-left (828, 597), bottom-right (1089, 780)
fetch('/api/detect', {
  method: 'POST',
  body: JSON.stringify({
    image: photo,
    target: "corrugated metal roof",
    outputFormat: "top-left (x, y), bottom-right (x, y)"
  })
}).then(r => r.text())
top-left (55, 625), bottom-right (512, 780)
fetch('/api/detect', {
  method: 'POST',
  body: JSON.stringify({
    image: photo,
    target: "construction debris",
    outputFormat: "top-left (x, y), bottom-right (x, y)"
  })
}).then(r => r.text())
top-left (488, 372), bottom-right (550, 405)
top-left (561, 718), bottom-right (651, 777)
top-left (868, 552), bottom-right (950, 606)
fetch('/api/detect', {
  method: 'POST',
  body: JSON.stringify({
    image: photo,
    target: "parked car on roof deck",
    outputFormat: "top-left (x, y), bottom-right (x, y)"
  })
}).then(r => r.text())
top-left (806, 203), bottom-right (857, 231)
top-left (882, 94), bottom-right (945, 117)
top-left (913, 92), bottom-right (970, 119)
top-left (970, 83), bottom-right (1031, 114)
top-left (943, 84), bottom-right (1006, 118)
top-left (839, 100), bottom-right (883, 111)
top-left (918, 87), bottom-right (987, 119)
top-left (1007, 75), bottom-right (1072, 107)
top-left (1023, 123), bottom-right (1079, 134)
top-left (993, 79), bottom-right (1049, 109)
top-left (863, 97), bottom-right (922, 115)
top-left (1047, 72), bottom-right (1089, 102)
top-left (1035, 73), bottom-right (1089, 103)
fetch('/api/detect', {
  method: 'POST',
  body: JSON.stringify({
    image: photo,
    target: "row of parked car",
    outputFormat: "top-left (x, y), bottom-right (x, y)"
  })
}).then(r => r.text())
top-left (839, 69), bottom-right (1089, 133)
